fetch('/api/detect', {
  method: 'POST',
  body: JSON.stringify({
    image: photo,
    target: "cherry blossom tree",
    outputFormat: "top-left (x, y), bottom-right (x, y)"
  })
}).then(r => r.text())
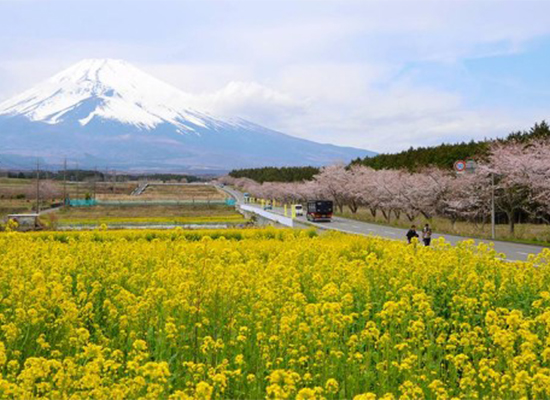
top-left (313, 164), bottom-right (354, 213)
top-left (346, 165), bottom-right (379, 216)
top-left (479, 142), bottom-right (539, 233)
top-left (438, 171), bottom-right (491, 229)
top-left (516, 141), bottom-right (550, 222)
top-left (220, 139), bottom-right (550, 232)
top-left (370, 169), bottom-right (402, 222)
top-left (405, 169), bottom-right (453, 221)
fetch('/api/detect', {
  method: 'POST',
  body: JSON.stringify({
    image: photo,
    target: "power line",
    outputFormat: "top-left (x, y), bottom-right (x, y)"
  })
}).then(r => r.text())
top-left (93, 166), bottom-right (97, 199)
top-left (35, 159), bottom-right (40, 213)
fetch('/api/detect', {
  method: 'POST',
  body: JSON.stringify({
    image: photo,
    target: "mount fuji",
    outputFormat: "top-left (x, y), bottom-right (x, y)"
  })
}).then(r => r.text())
top-left (0, 59), bottom-right (374, 171)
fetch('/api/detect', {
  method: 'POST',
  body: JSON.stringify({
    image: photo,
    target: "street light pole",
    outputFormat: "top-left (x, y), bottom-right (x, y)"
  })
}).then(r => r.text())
top-left (491, 172), bottom-right (496, 240)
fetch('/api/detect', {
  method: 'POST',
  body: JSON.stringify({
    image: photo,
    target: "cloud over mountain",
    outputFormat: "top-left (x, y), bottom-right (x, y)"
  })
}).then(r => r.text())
top-left (0, 59), bottom-right (373, 171)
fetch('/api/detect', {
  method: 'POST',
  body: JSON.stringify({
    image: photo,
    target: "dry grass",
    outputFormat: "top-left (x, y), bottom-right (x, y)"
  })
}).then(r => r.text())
top-left (0, 178), bottom-right (41, 197)
top-left (0, 178), bottom-right (141, 217)
top-left (139, 184), bottom-right (227, 200)
top-left (54, 204), bottom-right (239, 220)
top-left (0, 177), bottom-right (30, 187)
top-left (0, 199), bottom-right (36, 219)
top-left (0, 179), bottom-right (222, 200)
top-left (0, 178), bottom-right (137, 200)
top-left (64, 181), bottom-right (138, 200)
top-left (0, 178), bottom-right (59, 218)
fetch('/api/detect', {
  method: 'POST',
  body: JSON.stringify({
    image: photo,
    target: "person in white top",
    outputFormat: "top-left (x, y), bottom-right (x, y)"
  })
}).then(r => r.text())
top-left (422, 223), bottom-right (432, 246)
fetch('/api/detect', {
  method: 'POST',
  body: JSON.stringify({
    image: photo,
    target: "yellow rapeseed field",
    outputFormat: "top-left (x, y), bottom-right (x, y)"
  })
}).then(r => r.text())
top-left (0, 228), bottom-right (550, 399)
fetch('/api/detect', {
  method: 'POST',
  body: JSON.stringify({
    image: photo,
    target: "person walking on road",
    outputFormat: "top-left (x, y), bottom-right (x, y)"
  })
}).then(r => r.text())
top-left (406, 225), bottom-right (419, 244)
top-left (422, 223), bottom-right (432, 246)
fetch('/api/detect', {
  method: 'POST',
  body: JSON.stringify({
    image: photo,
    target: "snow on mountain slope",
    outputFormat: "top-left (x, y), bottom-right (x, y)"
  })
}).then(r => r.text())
top-left (0, 59), bottom-right (213, 131)
top-left (0, 59), bottom-right (375, 171)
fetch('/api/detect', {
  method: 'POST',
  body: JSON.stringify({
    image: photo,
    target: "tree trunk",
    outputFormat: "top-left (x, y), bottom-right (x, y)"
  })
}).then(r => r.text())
top-left (370, 208), bottom-right (377, 218)
top-left (394, 210), bottom-right (401, 219)
top-left (348, 201), bottom-right (358, 213)
top-left (480, 215), bottom-right (487, 230)
top-left (381, 210), bottom-right (390, 223)
top-left (507, 210), bottom-right (515, 235)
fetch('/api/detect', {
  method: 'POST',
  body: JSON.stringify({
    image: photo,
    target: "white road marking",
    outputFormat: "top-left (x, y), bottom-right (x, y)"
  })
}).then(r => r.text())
top-left (384, 231), bottom-right (396, 235)
top-left (516, 252), bottom-right (530, 256)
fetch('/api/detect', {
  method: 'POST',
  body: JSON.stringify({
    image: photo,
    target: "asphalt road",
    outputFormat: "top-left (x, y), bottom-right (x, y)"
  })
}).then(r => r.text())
top-left (219, 185), bottom-right (547, 262)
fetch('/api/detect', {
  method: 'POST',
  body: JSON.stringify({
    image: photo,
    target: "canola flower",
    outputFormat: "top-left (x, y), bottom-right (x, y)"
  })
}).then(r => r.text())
top-left (0, 228), bottom-right (549, 399)
top-left (57, 214), bottom-right (247, 227)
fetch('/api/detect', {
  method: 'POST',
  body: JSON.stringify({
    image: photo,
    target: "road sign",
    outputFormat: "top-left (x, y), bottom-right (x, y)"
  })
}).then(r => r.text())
top-left (465, 160), bottom-right (477, 174)
top-left (454, 160), bottom-right (466, 173)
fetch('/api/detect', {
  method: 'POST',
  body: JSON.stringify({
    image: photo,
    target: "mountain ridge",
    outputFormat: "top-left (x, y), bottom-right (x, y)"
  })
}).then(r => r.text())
top-left (0, 59), bottom-right (375, 171)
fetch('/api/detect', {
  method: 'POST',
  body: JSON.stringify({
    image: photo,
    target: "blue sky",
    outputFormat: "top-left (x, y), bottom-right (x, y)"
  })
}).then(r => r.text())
top-left (0, 0), bottom-right (549, 152)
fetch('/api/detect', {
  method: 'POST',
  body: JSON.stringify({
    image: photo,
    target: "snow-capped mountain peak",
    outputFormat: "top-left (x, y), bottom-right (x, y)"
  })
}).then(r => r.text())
top-left (0, 58), bottom-right (209, 131)
top-left (0, 59), bottom-right (374, 171)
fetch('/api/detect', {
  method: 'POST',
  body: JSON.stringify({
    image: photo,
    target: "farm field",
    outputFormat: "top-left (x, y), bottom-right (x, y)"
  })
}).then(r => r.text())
top-left (67, 181), bottom-right (138, 199)
top-left (0, 177), bottom-right (139, 218)
top-left (0, 228), bottom-right (549, 398)
top-left (0, 199), bottom-right (36, 219)
top-left (0, 178), bottom-right (50, 218)
top-left (47, 205), bottom-right (246, 227)
top-left (1, 178), bottom-right (234, 228)
top-left (0, 177), bottom-right (30, 190)
top-left (0, 178), bottom-right (137, 200)
top-left (138, 184), bottom-right (227, 201)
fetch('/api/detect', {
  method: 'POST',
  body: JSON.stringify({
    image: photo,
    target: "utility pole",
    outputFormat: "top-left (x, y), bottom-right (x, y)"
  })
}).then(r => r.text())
top-left (491, 172), bottom-right (496, 240)
top-left (35, 159), bottom-right (40, 213)
top-left (63, 158), bottom-right (67, 205)
top-left (76, 163), bottom-right (80, 200)
top-left (113, 169), bottom-right (117, 194)
top-left (93, 166), bottom-right (97, 200)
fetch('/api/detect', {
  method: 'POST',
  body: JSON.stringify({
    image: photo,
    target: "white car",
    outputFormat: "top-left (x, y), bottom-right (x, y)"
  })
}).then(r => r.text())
top-left (294, 204), bottom-right (304, 216)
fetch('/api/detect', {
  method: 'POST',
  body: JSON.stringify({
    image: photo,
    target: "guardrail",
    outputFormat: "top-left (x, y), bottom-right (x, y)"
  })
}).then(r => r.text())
top-left (240, 204), bottom-right (294, 227)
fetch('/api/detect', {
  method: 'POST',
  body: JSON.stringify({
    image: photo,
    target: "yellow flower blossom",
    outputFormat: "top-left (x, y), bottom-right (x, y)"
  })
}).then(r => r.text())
top-left (0, 228), bottom-right (548, 398)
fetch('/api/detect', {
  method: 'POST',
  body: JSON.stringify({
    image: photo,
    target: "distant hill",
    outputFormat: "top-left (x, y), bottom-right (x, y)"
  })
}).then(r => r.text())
top-left (351, 121), bottom-right (550, 171)
top-left (229, 166), bottom-right (320, 183)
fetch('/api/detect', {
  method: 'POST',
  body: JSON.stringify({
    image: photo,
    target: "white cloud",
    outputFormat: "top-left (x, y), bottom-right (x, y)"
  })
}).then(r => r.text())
top-left (140, 63), bottom-right (254, 93)
top-left (188, 81), bottom-right (308, 125)
top-left (167, 71), bottom-right (526, 154)
top-left (1, 0), bottom-right (549, 153)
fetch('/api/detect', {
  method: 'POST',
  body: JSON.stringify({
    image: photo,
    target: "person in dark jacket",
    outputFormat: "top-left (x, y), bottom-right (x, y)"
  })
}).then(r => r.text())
top-left (406, 225), bottom-right (419, 244)
top-left (422, 223), bottom-right (432, 246)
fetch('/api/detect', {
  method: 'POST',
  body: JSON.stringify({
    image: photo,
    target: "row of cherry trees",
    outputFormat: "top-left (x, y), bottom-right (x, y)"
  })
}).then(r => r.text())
top-left (220, 140), bottom-right (550, 233)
